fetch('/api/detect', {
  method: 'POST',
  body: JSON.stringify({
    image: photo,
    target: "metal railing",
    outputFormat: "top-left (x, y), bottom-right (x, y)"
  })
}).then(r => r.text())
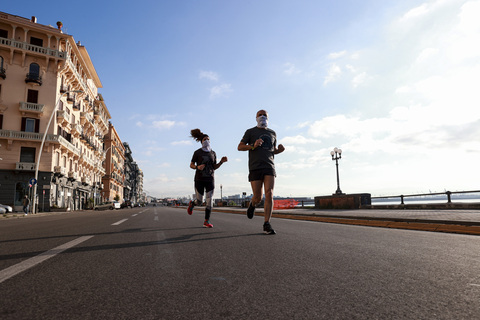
top-left (371, 190), bottom-right (480, 205)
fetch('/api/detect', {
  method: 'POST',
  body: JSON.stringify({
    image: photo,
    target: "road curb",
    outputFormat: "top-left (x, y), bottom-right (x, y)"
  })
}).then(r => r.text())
top-left (184, 207), bottom-right (480, 236)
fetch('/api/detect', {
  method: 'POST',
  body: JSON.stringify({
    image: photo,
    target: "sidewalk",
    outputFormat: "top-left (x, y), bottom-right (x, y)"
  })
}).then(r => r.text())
top-left (202, 206), bottom-right (480, 236)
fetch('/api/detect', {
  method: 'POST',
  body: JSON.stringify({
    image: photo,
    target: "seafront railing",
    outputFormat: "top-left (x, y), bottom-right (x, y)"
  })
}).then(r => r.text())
top-left (371, 190), bottom-right (480, 205)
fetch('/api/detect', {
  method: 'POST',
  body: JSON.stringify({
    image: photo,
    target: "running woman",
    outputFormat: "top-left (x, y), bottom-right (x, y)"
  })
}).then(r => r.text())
top-left (188, 129), bottom-right (228, 228)
top-left (237, 109), bottom-right (285, 234)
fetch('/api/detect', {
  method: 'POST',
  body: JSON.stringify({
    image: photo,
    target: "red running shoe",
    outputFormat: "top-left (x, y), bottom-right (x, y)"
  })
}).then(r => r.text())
top-left (187, 200), bottom-right (194, 215)
top-left (203, 220), bottom-right (213, 228)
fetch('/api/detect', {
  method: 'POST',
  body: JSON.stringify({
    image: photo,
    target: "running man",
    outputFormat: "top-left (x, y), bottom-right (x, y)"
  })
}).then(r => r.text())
top-left (237, 109), bottom-right (285, 234)
top-left (188, 129), bottom-right (227, 228)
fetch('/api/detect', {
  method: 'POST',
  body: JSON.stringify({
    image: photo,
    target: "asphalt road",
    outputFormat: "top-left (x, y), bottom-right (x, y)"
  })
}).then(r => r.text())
top-left (1, 206), bottom-right (479, 319)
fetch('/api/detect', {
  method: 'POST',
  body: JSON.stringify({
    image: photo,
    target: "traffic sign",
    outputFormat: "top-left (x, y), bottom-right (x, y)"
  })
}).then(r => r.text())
top-left (29, 178), bottom-right (37, 186)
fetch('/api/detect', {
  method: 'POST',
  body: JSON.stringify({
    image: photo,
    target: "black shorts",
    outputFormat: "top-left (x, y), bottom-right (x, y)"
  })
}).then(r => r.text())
top-left (248, 168), bottom-right (276, 182)
top-left (194, 180), bottom-right (215, 195)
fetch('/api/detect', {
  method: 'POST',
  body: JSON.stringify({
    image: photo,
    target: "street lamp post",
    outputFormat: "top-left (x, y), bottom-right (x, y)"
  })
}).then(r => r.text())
top-left (32, 90), bottom-right (83, 214)
top-left (220, 184), bottom-right (223, 203)
top-left (330, 147), bottom-right (344, 195)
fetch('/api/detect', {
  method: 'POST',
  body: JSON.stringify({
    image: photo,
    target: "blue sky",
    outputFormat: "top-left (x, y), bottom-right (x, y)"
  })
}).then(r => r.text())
top-left (4, 0), bottom-right (480, 198)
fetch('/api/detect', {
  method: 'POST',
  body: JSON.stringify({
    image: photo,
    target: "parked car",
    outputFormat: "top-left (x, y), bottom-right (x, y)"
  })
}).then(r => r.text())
top-left (94, 202), bottom-right (115, 211)
top-left (120, 200), bottom-right (132, 209)
top-left (113, 201), bottom-right (121, 209)
top-left (0, 207), bottom-right (6, 214)
top-left (0, 204), bottom-right (13, 213)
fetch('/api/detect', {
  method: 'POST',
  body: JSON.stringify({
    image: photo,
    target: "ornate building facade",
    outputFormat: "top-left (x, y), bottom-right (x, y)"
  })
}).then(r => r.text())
top-left (0, 12), bottom-right (111, 211)
top-left (102, 121), bottom-right (125, 202)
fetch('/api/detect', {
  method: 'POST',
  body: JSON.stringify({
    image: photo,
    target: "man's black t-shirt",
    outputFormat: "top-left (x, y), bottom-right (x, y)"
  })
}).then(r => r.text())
top-left (191, 148), bottom-right (217, 182)
top-left (241, 126), bottom-right (277, 171)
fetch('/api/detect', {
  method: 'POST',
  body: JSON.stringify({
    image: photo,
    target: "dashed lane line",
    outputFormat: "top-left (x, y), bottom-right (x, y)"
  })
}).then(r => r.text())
top-left (0, 236), bottom-right (94, 284)
top-left (111, 219), bottom-right (128, 226)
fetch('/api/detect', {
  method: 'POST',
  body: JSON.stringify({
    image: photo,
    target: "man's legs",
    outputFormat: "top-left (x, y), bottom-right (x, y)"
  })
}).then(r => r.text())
top-left (262, 175), bottom-right (275, 222)
top-left (250, 180), bottom-right (264, 207)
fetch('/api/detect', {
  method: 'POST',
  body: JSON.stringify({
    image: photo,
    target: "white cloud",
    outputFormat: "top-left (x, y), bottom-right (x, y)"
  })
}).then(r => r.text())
top-left (171, 140), bottom-right (192, 146)
top-left (281, 135), bottom-right (321, 145)
top-left (283, 62), bottom-right (301, 75)
top-left (199, 70), bottom-right (219, 81)
top-left (210, 83), bottom-right (232, 99)
top-left (401, 3), bottom-right (430, 21)
top-left (352, 71), bottom-right (370, 87)
top-left (152, 120), bottom-right (176, 130)
top-left (327, 50), bottom-right (347, 59)
top-left (323, 63), bottom-right (342, 85)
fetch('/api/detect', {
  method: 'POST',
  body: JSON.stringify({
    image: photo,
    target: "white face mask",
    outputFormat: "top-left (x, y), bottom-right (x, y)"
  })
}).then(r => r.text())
top-left (202, 139), bottom-right (211, 152)
top-left (256, 115), bottom-right (268, 128)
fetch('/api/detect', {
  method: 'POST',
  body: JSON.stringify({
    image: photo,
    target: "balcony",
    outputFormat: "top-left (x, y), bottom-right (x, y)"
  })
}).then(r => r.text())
top-left (80, 112), bottom-right (93, 125)
top-left (68, 171), bottom-right (78, 181)
top-left (0, 130), bottom-right (80, 157)
top-left (19, 102), bottom-right (45, 114)
top-left (16, 162), bottom-right (36, 171)
top-left (56, 110), bottom-right (68, 126)
top-left (25, 73), bottom-right (42, 85)
top-left (0, 67), bottom-right (5, 79)
top-left (0, 37), bottom-right (66, 58)
top-left (66, 94), bottom-right (74, 104)
top-left (81, 176), bottom-right (91, 186)
top-left (54, 166), bottom-right (67, 176)
top-left (71, 123), bottom-right (82, 137)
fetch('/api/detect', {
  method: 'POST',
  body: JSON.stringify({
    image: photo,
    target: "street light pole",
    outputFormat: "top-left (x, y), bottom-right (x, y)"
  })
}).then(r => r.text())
top-left (330, 147), bottom-right (344, 195)
top-left (32, 90), bottom-right (83, 214)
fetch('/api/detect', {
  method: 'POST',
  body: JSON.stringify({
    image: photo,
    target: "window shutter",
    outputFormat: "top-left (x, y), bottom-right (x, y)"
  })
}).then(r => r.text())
top-left (35, 118), bottom-right (40, 133)
top-left (21, 117), bottom-right (26, 131)
top-left (27, 90), bottom-right (39, 103)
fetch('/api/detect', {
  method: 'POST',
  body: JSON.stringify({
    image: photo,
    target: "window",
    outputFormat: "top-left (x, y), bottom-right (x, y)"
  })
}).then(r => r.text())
top-left (30, 36), bottom-right (43, 47)
top-left (27, 89), bottom-right (39, 103)
top-left (0, 57), bottom-right (5, 79)
top-left (20, 147), bottom-right (36, 163)
top-left (21, 117), bottom-right (39, 132)
top-left (0, 114), bottom-right (3, 130)
top-left (0, 29), bottom-right (7, 38)
top-left (28, 63), bottom-right (40, 78)
top-left (25, 119), bottom-right (35, 132)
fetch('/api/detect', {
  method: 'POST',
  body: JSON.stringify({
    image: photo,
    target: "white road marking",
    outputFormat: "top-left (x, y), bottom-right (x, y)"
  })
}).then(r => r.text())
top-left (0, 236), bottom-right (94, 284)
top-left (111, 219), bottom-right (128, 226)
top-left (469, 284), bottom-right (480, 287)
top-left (132, 214), bottom-right (138, 217)
top-left (154, 216), bottom-right (159, 221)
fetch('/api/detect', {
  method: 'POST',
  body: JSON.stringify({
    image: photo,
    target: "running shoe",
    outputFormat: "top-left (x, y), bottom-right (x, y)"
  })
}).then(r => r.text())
top-left (187, 200), bottom-right (194, 215)
top-left (247, 202), bottom-right (255, 219)
top-left (203, 220), bottom-right (213, 228)
top-left (263, 222), bottom-right (276, 235)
